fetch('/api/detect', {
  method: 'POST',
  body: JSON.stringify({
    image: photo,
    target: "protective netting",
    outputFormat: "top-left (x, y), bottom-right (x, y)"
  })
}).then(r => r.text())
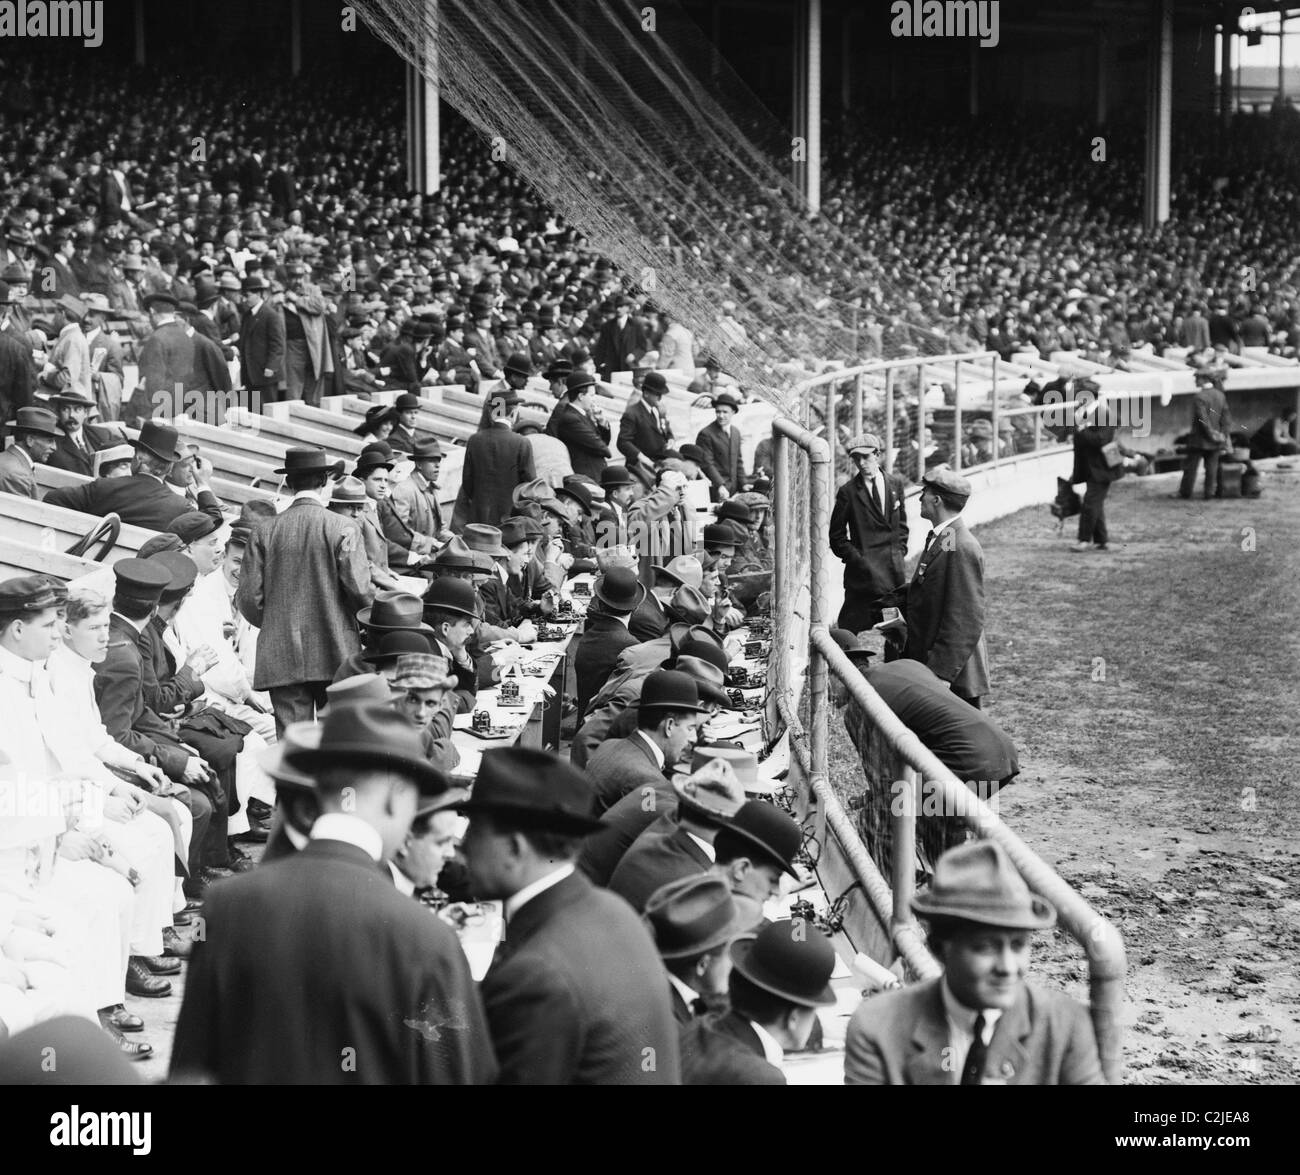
top-left (351, 0), bottom-right (941, 415)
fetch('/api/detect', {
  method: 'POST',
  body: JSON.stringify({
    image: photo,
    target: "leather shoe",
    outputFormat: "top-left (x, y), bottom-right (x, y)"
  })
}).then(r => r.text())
top-left (162, 927), bottom-right (192, 959)
top-left (236, 825), bottom-right (269, 844)
top-left (126, 957), bottom-right (172, 997)
top-left (138, 953), bottom-right (182, 976)
top-left (103, 1004), bottom-right (144, 1033)
top-left (100, 1020), bottom-right (153, 1060)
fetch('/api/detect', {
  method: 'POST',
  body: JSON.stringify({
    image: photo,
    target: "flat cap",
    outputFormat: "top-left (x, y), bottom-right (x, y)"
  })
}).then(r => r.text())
top-left (0, 574), bottom-right (64, 614)
top-left (167, 511), bottom-right (222, 544)
top-left (921, 465), bottom-right (972, 503)
top-left (845, 432), bottom-right (883, 456)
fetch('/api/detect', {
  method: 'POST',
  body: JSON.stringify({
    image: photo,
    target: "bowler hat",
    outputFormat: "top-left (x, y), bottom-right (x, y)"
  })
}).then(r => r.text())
top-left (462, 524), bottom-right (508, 558)
top-left (273, 447), bottom-right (331, 476)
top-left (678, 444), bottom-right (709, 467)
top-left (911, 840), bottom-right (1056, 929)
top-left (543, 358), bottom-right (572, 380)
top-left (593, 566), bottom-right (646, 614)
top-left (729, 920), bottom-right (837, 1008)
top-left (9, 406), bottom-right (58, 437)
top-left (356, 590), bottom-right (433, 632)
top-left (167, 511), bottom-right (222, 544)
top-left (652, 555), bottom-right (704, 590)
top-left (422, 577), bottom-right (480, 620)
top-left (452, 746), bottom-right (601, 834)
top-left (141, 291), bottom-right (179, 313)
top-left (716, 799), bottom-right (801, 876)
top-left (712, 392), bottom-right (740, 412)
top-left (641, 371), bottom-right (668, 396)
top-left (644, 874), bottom-right (748, 961)
top-left (394, 392), bottom-right (423, 412)
top-left (362, 630), bottom-right (432, 665)
top-left (259, 721), bottom-right (321, 790)
top-left (716, 500), bottom-right (753, 527)
top-left (240, 274), bottom-right (268, 292)
top-left (829, 627), bottom-right (876, 664)
top-left (640, 668), bottom-right (711, 717)
top-left (702, 523), bottom-right (738, 551)
top-left (290, 701), bottom-right (447, 796)
top-left (671, 755), bottom-right (745, 821)
top-left (503, 353), bottom-right (533, 378)
top-left (600, 465), bottom-right (634, 489)
top-left (565, 372), bottom-right (596, 397)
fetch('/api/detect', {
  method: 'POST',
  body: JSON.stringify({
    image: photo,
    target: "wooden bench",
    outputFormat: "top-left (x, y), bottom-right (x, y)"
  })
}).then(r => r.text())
top-left (1, 490), bottom-right (158, 563)
top-left (0, 536), bottom-right (105, 581)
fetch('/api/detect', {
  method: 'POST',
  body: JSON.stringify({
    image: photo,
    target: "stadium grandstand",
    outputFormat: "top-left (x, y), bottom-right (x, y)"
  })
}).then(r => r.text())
top-left (0, 0), bottom-right (1295, 1116)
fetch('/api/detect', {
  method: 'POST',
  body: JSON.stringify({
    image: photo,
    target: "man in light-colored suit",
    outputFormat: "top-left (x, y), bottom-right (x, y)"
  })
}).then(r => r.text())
top-left (0, 406), bottom-right (57, 496)
top-left (381, 438), bottom-right (449, 565)
top-left (844, 841), bottom-right (1104, 1085)
top-left (236, 448), bottom-right (374, 735)
top-left (898, 467), bottom-right (989, 708)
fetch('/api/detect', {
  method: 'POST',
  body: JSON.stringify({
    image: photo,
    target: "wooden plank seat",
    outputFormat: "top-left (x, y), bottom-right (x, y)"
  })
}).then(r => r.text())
top-left (0, 536), bottom-right (103, 582)
top-left (0, 490), bottom-right (158, 564)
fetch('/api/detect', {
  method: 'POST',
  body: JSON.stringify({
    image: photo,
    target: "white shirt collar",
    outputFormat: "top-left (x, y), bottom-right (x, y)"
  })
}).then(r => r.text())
top-left (749, 1019), bottom-right (785, 1066)
top-left (633, 728), bottom-right (665, 769)
top-left (291, 489), bottom-right (324, 505)
top-left (685, 830), bottom-right (717, 863)
top-left (310, 812), bottom-right (384, 862)
top-left (284, 821), bottom-right (311, 851)
top-left (0, 641), bottom-right (34, 682)
top-left (389, 861), bottom-right (416, 896)
top-left (930, 516), bottom-right (959, 540)
top-left (667, 971), bottom-right (698, 1010)
top-left (504, 862), bottom-right (574, 922)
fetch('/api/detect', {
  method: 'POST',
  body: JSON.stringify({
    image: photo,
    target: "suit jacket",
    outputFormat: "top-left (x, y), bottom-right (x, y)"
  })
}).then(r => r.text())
top-left (135, 319), bottom-right (196, 411)
top-left (829, 471), bottom-right (909, 631)
top-left (451, 423), bottom-right (536, 529)
top-left (385, 470), bottom-right (443, 560)
top-left (903, 518), bottom-right (989, 700)
top-left (189, 329), bottom-right (233, 394)
top-left (628, 590), bottom-right (669, 643)
top-left (574, 612), bottom-right (638, 719)
top-left (592, 316), bottom-right (647, 378)
top-left (93, 613), bottom-right (191, 779)
top-left (171, 838), bottom-right (498, 1085)
top-left (236, 497), bottom-right (374, 689)
top-left (584, 730), bottom-right (666, 813)
top-left (1070, 425), bottom-right (1125, 486)
top-left (44, 474), bottom-right (223, 533)
top-left (552, 401), bottom-right (611, 482)
top-left (608, 812), bottom-right (711, 912)
top-left (0, 329), bottom-right (36, 430)
top-left (45, 424), bottom-right (116, 478)
top-left (1187, 386), bottom-right (1232, 451)
top-left (239, 300), bottom-right (286, 390)
top-left (0, 444), bottom-right (37, 497)
top-left (482, 870), bottom-right (680, 1084)
top-left (1178, 313), bottom-right (1211, 351)
top-left (617, 398), bottom-right (673, 465)
top-left (679, 1010), bottom-right (785, 1085)
top-left (695, 420), bottom-right (745, 496)
top-left (843, 978), bottom-right (1104, 1085)
top-left (576, 777), bottom-right (676, 885)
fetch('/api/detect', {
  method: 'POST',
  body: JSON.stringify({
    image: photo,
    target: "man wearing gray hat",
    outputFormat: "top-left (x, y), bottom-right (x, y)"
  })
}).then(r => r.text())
top-left (830, 432), bottom-right (910, 634)
top-left (900, 466), bottom-right (990, 708)
top-left (0, 406), bottom-right (57, 496)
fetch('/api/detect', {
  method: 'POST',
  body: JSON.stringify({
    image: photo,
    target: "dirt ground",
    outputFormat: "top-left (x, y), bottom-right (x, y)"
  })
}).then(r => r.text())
top-left (829, 463), bottom-right (1300, 1085)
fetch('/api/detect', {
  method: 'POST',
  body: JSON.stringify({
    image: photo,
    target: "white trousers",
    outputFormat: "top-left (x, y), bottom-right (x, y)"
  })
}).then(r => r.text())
top-left (42, 859), bottom-right (133, 1011)
top-left (99, 811), bottom-right (174, 958)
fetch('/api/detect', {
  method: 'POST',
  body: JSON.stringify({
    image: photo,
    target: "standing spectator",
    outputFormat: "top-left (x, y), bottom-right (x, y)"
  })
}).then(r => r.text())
top-left (694, 392), bottom-right (746, 500)
top-left (235, 448), bottom-right (374, 734)
top-left (900, 468), bottom-right (989, 709)
top-left (1208, 301), bottom-right (1241, 353)
top-left (281, 261), bottom-right (333, 407)
top-left (126, 292), bottom-right (195, 425)
top-left (453, 385), bottom-right (536, 528)
top-left (1069, 401), bottom-right (1134, 552)
top-left (237, 274), bottom-right (285, 408)
top-left (592, 294), bottom-right (647, 381)
top-left (657, 309), bottom-right (695, 372)
top-left (617, 370), bottom-right (674, 473)
top-left (829, 433), bottom-right (909, 634)
top-left (81, 293), bottom-right (125, 421)
top-left (552, 371), bottom-right (612, 482)
top-left (1177, 302), bottom-right (1210, 351)
top-left (1176, 372), bottom-right (1232, 500)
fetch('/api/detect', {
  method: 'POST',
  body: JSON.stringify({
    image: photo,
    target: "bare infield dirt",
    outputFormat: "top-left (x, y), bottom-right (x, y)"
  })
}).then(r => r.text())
top-left (828, 464), bottom-right (1300, 1085)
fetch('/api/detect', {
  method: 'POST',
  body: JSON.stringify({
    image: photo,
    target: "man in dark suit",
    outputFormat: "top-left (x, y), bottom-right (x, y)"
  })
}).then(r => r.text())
top-left (0, 279), bottom-right (36, 439)
top-left (45, 389), bottom-right (114, 477)
top-left (171, 703), bottom-right (498, 1084)
top-left (452, 387), bottom-right (536, 529)
top-left (256, 723), bottom-right (321, 864)
top-left (124, 292), bottom-right (196, 426)
top-left (573, 567), bottom-right (644, 718)
top-left (899, 467), bottom-right (989, 708)
top-left (236, 448), bottom-right (375, 735)
top-left (680, 919), bottom-right (838, 1084)
top-left (694, 393), bottom-right (746, 499)
top-left (1177, 371), bottom-right (1232, 500)
top-left (1069, 400), bottom-right (1134, 551)
top-left (844, 841), bottom-right (1104, 1085)
top-left (645, 874), bottom-right (749, 1024)
top-left (830, 432), bottom-right (909, 633)
top-left (592, 295), bottom-right (647, 382)
top-left (237, 273), bottom-right (285, 408)
top-left (552, 371), bottom-right (612, 482)
top-left (456, 747), bottom-right (681, 1084)
top-left (43, 420), bottom-right (225, 532)
top-left (617, 371), bottom-right (674, 474)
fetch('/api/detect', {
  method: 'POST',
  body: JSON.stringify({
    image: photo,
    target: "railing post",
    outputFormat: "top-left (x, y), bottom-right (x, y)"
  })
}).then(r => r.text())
top-left (808, 434), bottom-right (832, 796)
top-left (852, 372), bottom-right (864, 436)
top-left (916, 366), bottom-right (927, 479)
top-left (952, 358), bottom-right (963, 472)
top-left (883, 368), bottom-right (895, 475)
top-left (892, 765), bottom-right (918, 927)
top-left (767, 428), bottom-right (790, 732)
top-left (989, 357), bottom-right (1000, 468)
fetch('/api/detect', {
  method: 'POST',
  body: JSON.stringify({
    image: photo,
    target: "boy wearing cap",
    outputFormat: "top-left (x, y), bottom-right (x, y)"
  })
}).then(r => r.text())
top-left (844, 841), bottom-right (1103, 1085)
top-left (391, 653), bottom-right (461, 776)
top-left (829, 432), bottom-right (909, 634)
top-left (680, 919), bottom-right (839, 1085)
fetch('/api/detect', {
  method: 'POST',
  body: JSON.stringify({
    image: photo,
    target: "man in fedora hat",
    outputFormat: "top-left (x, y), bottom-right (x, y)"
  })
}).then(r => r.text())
top-left (256, 722), bottom-right (322, 864)
top-left (680, 919), bottom-right (838, 1084)
top-left (711, 796), bottom-right (803, 918)
top-left (44, 419), bottom-right (225, 532)
top-left (645, 874), bottom-right (748, 1025)
top-left (124, 290), bottom-right (195, 427)
top-left (172, 702), bottom-right (497, 1085)
top-left (898, 466), bottom-right (990, 708)
top-left (844, 841), bottom-right (1103, 1085)
top-left (694, 392), bottom-right (746, 500)
top-left (460, 523), bottom-right (536, 645)
top-left (236, 448), bottom-right (374, 735)
top-left (382, 437), bottom-right (451, 565)
top-left (452, 383), bottom-right (535, 529)
top-left (830, 432), bottom-right (910, 635)
top-left (552, 371), bottom-right (612, 483)
top-left (45, 387), bottom-right (116, 477)
top-left (423, 577), bottom-right (485, 712)
top-left (618, 371), bottom-right (675, 475)
top-left (456, 747), bottom-right (679, 1084)
top-left (573, 566), bottom-right (645, 718)
top-left (0, 406), bottom-right (58, 496)
top-left (237, 273), bottom-right (285, 408)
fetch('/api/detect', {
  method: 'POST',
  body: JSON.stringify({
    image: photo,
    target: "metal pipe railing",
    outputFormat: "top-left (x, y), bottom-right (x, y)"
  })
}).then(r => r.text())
top-left (809, 627), bottom-right (1127, 1085)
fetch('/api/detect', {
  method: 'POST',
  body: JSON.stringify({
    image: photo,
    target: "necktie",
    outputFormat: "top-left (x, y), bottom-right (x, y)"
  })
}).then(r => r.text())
top-left (868, 477), bottom-right (881, 513)
top-left (961, 1013), bottom-right (988, 1085)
